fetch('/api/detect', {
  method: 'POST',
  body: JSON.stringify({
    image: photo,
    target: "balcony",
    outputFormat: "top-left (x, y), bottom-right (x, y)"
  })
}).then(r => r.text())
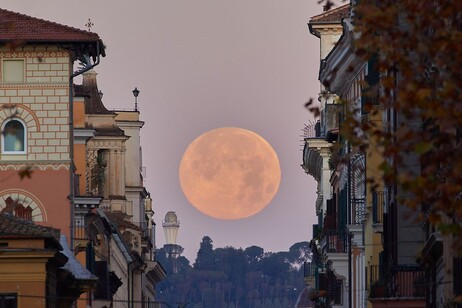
top-left (369, 265), bottom-right (425, 308)
top-left (73, 217), bottom-right (89, 252)
top-left (301, 103), bottom-right (343, 180)
top-left (351, 198), bottom-right (366, 225)
top-left (303, 120), bottom-right (321, 139)
top-left (372, 191), bottom-right (386, 233)
top-left (325, 230), bottom-right (348, 254)
top-left (302, 136), bottom-right (330, 181)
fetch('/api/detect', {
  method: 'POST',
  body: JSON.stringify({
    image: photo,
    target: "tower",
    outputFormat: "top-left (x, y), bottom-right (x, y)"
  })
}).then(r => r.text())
top-left (162, 211), bottom-right (183, 259)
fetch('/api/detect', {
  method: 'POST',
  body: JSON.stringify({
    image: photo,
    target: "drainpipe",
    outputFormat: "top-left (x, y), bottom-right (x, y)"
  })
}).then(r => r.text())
top-left (348, 232), bottom-right (353, 308)
top-left (68, 42), bottom-right (102, 251)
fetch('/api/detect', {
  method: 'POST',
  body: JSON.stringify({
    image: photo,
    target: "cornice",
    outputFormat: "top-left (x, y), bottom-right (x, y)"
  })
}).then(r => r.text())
top-left (0, 161), bottom-right (71, 170)
top-left (0, 51), bottom-right (68, 58)
top-left (87, 138), bottom-right (127, 151)
top-left (0, 83), bottom-right (68, 89)
top-left (320, 18), bottom-right (368, 96)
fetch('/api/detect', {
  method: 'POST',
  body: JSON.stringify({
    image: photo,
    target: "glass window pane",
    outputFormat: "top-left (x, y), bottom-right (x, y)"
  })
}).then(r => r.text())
top-left (3, 120), bottom-right (25, 152)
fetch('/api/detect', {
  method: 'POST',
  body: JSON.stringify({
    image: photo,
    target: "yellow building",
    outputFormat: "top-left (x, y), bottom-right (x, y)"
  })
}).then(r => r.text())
top-left (0, 214), bottom-right (96, 308)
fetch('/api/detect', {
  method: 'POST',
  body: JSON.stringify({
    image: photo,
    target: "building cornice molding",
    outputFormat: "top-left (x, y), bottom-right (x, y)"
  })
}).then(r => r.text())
top-left (319, 20), bottom-right (366, 95)
top-left (0, 161), bottom-right (71, 170)
top-left (0, 83), bottom-right (68, 89)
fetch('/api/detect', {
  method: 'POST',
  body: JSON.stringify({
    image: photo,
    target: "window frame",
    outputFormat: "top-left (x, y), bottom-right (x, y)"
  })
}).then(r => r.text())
top-left (2, 59), bottom-right (25, 83)
top-left (0, 293), bottom-right (17, 308)
top-left (1, 118), bottom-right (27, 154)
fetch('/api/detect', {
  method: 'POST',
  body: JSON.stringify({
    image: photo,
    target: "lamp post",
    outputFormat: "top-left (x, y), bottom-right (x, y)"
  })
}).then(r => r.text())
top-left (132, 87), bottom-right (140, 111)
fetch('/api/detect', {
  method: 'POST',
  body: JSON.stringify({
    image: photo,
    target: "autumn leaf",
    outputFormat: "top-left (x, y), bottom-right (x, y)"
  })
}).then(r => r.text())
top-left (18, 167), bottom-right (33, 180)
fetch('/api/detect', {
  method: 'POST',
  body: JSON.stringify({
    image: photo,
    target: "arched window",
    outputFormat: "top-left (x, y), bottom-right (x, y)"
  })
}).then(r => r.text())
top-left (2, 118), bottom-right (26, 153)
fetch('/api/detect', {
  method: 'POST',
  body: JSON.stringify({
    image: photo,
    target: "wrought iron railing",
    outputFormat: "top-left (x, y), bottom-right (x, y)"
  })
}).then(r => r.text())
top-left (352, 198), bottom-right (366, 224)
top-left (389, 265), bottom-right (425, 298)
top-left (302, 120), bottom-right (321, 139)
top-left (369, 264), bottom-right (425, 298)
top-left (325, 230), bottom-right (348, 253)
top-left (73, 218), bottom-right (88, 240)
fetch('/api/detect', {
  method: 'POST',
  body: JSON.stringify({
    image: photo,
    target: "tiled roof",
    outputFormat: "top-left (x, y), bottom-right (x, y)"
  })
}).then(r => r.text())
top-left (0, 214), bottom-right (60, 239)
top-left (0, 8), bottom-right (100, 42)
top-left (310, 3), bottom-right (350, 23)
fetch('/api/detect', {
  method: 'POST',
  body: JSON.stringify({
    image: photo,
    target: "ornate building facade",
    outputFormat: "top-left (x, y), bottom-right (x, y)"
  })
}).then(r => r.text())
top-left (0, 8), bottom-right (165, 308)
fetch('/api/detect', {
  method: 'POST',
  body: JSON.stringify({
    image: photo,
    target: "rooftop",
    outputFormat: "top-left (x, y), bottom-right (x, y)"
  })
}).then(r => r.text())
top-left (0, 213), bottom-right (60, 240)
top-left (310, 3), bottom-right (350, 23)
top-left (0, 8), bottom-right (100, 43)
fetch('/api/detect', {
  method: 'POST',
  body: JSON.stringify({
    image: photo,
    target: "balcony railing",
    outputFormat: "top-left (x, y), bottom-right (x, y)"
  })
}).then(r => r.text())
top-left (372, 191), bottom-right (386, 224)
top-left (325, 230), bottom-right (348, 253)
top-left (302, 120), bottom-right (321, 139)
top-left (73, 218), bottom-right (88, 241)
top-left (390, 265), bottom-right (425, 298)
top-left (351, 198), bottom-right (366, 224)
top-left (369, 265), bottom-right (425, 298)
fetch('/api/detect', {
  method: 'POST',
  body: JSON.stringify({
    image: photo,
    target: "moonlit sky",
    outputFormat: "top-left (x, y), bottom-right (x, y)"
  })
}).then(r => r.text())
top-left (3, 0), bottom-right (323, 261)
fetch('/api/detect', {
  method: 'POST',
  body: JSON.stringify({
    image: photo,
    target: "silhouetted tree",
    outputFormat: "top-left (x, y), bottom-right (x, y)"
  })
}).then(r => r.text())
top-left (157, 238), bottom-right (308, 308)
top-left (194, 236), bottom-right (214, 270)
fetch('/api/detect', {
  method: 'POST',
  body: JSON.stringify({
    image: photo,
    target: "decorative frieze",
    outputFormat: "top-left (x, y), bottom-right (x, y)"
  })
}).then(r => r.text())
top-left (0, 161), bottom-right (70, 171)
top-left (0, 51), bottom-right (69, 59)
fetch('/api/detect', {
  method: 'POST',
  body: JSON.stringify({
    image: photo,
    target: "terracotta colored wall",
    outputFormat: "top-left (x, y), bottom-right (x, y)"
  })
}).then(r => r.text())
top-left (76, 251), bottom-right (90, 308)
top-left (74, 100), bottom-right (85, 128)
top-left (0, 281), bottom-right (47, 308)
top-left (0, 169), bottom-right (71, 238)
top-left (74, 143), bottom-right (87, 195)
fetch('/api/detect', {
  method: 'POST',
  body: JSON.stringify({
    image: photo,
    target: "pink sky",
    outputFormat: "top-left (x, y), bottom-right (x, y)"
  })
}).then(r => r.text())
top-left (3, 0), bottom-right (322, 261)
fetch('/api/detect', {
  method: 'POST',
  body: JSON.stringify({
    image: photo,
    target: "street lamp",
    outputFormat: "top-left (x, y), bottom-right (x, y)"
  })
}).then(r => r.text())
top-left (132, 87), bottom-right (140, 111)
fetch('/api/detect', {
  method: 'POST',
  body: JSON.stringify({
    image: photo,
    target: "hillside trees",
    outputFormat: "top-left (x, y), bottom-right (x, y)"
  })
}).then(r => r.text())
top-left (156, 237), bottom-right (310, 308)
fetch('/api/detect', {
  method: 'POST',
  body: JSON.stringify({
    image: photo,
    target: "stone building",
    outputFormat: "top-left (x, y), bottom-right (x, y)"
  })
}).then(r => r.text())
top-left (0, 8), bottom-right (164, 308)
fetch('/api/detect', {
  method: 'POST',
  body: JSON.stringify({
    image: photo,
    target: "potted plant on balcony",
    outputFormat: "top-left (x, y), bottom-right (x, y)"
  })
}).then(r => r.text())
top-left (369, 278), bottom-right (388, 298)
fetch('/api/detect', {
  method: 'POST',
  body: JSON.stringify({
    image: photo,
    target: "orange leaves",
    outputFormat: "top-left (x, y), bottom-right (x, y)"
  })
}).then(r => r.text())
top-left (415, 88), bottom-right (432, 101)
top-left (304, 98), bottom-right (320, 118)
top-left (18, 166), bottom-right (33, 180)
top-left (313, 0), bottom-right (462, 242)
top-left (414, 142), bottom-right (433, 155)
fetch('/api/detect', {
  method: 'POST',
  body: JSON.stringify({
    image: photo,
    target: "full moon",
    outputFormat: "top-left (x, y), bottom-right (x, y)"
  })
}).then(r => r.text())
top-left (179, 127), bottom-right (281, 220)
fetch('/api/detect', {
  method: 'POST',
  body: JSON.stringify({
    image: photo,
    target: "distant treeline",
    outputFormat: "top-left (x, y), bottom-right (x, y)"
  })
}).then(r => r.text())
top-left (155, 236), bottom-right (310, 308)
